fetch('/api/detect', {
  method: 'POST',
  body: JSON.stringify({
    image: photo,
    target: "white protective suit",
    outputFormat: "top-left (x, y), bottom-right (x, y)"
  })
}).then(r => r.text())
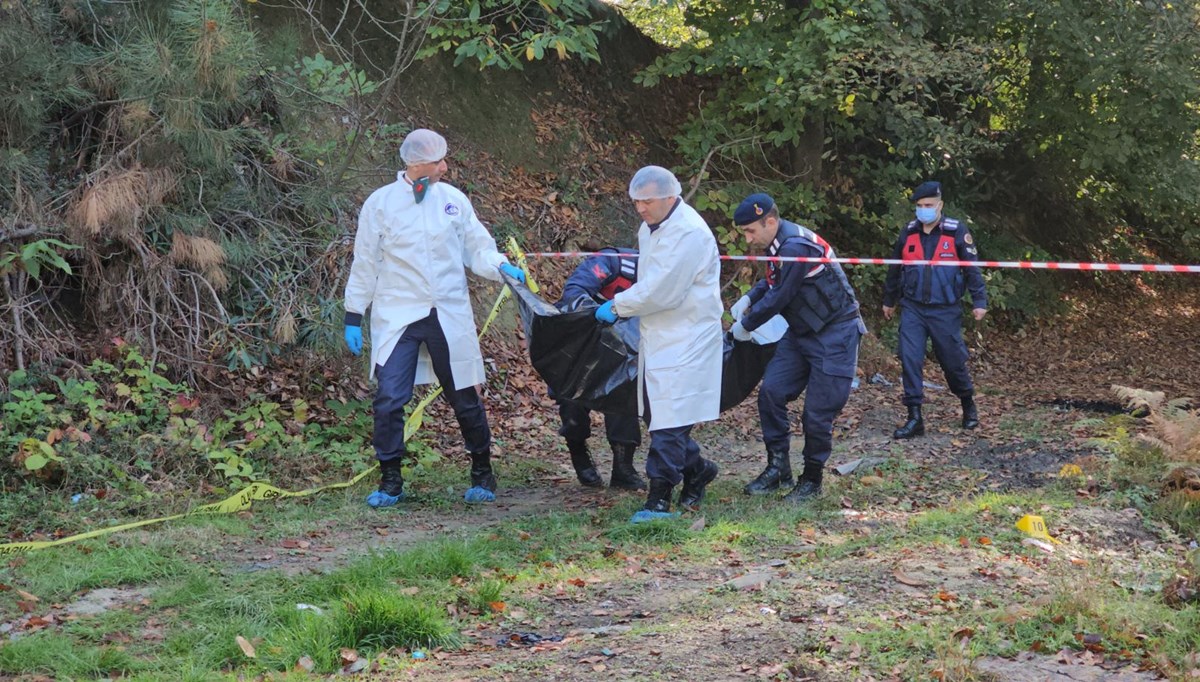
top-left (612, 200), bottom-right (723, 431)
top-left (344, 172), bottom-right (507, 385)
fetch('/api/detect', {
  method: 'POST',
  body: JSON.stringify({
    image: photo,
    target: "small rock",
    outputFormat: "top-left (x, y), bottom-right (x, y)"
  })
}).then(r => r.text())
top-left (816, 593), bottom-right (851, 609)
top-left (724, 573), bottom-right (773, 591)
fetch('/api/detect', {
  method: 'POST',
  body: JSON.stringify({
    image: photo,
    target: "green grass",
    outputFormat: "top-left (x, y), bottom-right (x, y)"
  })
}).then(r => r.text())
top-left (1, 543), bottom-right (185, 604)
top-left (0, 449), bottom-right (1196, 680)
top-left (0, 631), bottom-right (143, 678)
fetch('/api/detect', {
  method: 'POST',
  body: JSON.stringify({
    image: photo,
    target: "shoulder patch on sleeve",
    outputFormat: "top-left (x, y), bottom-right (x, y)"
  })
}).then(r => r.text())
top-left (963, 232), bottom-right (974, 245)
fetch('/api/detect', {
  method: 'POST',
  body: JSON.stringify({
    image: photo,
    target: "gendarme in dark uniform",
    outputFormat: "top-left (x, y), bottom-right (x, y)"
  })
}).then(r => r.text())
top-left (554, 248), bottom-right (646, 490)
top-left (882, 181), bottom-right (987, 439)
top-left (729, 194), bottom-right (865, 502)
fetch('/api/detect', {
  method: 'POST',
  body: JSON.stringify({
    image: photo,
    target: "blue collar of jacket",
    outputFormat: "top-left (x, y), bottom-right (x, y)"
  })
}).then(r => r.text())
top-left (647, 198), bottom-right (682, 232)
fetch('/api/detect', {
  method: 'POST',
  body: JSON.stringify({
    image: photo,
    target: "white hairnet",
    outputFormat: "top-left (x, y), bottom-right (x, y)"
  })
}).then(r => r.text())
top-left (399, 129), bottom-right (448, 166)
top-left (628, 166), bottom-right (682, 201)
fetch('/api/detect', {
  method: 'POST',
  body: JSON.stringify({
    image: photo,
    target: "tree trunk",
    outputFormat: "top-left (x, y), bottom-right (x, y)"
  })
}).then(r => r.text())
top-left (784, 0), bottom-right (824, 186)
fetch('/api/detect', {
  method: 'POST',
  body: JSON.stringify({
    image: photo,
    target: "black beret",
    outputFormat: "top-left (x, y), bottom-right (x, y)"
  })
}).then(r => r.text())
top-left (733, 193), bottom-right (775, 226)
top-left (911, 181), bottom-right (942, 202)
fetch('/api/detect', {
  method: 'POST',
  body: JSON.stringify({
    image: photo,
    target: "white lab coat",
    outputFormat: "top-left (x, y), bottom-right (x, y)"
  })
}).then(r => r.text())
top-left (612, 200), bottom-right (723, 431)
top-left (344, 172), bottom-right (507, 386)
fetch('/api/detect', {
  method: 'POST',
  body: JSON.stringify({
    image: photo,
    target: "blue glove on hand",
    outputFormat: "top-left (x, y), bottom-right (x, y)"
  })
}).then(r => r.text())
top-left (730, 320), bottom-right (753, 342)
top-left (595, 300), bottom-right (618, 324)
top-left (499, 263), bottom-right (527, 284)
top-left (344, 325), bottom-right (363, 355)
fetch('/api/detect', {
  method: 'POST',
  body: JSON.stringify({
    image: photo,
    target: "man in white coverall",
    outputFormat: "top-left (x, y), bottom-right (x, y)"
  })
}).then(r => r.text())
top-left (343, 129), bottom-right (527, 508)
top-left (594, 166), bottom-right (723, 523)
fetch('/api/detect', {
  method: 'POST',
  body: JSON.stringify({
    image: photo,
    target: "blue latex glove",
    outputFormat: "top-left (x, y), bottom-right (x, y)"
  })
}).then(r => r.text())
top-left (730, 320), bottom-right (753, 342)
top-left (595, 300), bottom-right (618, 324)
top-left (344, 325), bottom-right (363, 355)
top-left (499, 263), bottom-right (527, 284)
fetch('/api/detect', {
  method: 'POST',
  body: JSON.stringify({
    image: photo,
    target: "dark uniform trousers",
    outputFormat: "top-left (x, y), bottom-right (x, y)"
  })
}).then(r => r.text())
top-left (373, 309), bottom-right (492, 462)
top-left (557, 402), bottom-right (641, 446)
top-left (759, 316), bottom-right (862, 465)
top-left (639, 383), bottom-right (703, 487)
top-left (897, 301), bottom-right (973, 407)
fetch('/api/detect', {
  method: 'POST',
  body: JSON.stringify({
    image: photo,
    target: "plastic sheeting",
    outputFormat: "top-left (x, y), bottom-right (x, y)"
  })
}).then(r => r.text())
top-left (508, 281), bottom-right (776, 415)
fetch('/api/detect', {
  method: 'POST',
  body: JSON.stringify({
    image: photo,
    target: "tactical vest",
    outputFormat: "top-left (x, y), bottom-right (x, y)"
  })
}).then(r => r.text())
top-left (769, 221), bottom-right (858, 335)
top-left (597, 247), bottom-right (638, 301)
top-left (899, 218), bottom-right (966, 305)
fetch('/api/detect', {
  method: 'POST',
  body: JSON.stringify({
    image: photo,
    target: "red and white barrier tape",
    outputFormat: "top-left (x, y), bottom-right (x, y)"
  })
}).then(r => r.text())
top-left (524, 252), bottom-right (1200, 273)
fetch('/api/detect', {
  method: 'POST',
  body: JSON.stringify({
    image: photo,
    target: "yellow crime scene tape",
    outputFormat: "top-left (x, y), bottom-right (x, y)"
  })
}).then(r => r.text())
top-left (0, 238), bottom-right (537, 555)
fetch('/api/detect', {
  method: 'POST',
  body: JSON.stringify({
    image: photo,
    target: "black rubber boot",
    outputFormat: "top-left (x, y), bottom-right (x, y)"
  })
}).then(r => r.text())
top-left (367, 458), bottom-right (406, 508)
top-left (609, 442), bottom-right (647, 491)
top-left (782, 461), bottom-right (823, 503)
top-left (678, 458), bottom-right (719, 510)
top-left (961, 397), bottom-right (980, 430)
top-left (465, 450), bottom-right (497, 503)
top-left (893, 405), bottom-right (925, 439)
top-left (567, 440), bottom-right (603, 488)
top-left (743, 448), bottom-right (793, 495)
top-left (630, 478), bottom-right (676, 522)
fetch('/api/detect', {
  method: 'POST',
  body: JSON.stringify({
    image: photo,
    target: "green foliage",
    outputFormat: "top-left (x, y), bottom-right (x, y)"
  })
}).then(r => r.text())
top-left (632, 0), bottom-right (1200, 298)
top-left (0, 239), bottom-right (79, 279)
top-left (0, 344), bottom-right (373, 491)
top-left (612, 0), bottom-right (708, 49)
top-left (422, 0), bottom-right (605, 69)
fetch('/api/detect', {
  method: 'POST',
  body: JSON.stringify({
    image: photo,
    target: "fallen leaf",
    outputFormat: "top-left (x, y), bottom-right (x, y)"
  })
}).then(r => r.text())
top-left (860, 475), bottom-right (885, 486)
top-left (893, 569), bottom-right (927, 587)
top-left (236, 635), bottom-right (256, 658)
top-left (15, 589), bottom-right (38, 602)
top-left (952, 627), bottom-right (975, 640)
top-left (295, 656), bottom-right (315, 672)
top-left (339, 647), bottom-right (359, 664)
top-left (689, 516), bottom-right (706, 531)
top-left (489, 601), bottom-right (506, 613)
top-left (978, 536), bottom-right (993, 545)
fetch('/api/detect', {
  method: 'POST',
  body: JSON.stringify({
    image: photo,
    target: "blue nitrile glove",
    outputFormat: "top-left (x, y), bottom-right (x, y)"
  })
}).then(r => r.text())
top-left (344, 325), bottom-right (363, 355)
top-left (499, 263), bottom-right (527, 284)
top-left (730, 320), bottom-right (753, 342)
top-left (595, 300), bottom-right (618, 324)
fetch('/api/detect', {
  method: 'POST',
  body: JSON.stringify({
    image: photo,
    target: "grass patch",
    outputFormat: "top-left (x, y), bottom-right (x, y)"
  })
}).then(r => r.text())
top-left (0, 631), bottom-right (143, 678)
top-left (1, 543), bottom-right (185, 603)
top-left (262, 590), bottom-right (459, 674)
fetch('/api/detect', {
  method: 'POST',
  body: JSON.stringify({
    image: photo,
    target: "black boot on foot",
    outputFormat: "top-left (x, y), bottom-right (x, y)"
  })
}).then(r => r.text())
top-left (892, 405), bottom-right (925, 439)
top-left (465, 450), bottom-right (497, 503)
top-left (567, 440), bottom-right (603, 488)
top-left (744, 448), bottom-right (793, 495)
top-left (631, 478), bottom-right (675, 523)
top-left (367, 458), bottom-right (406, 508)
top-left (782, 461), bottom-right (824, 503)
top-left (678, 458), bottom-right (719, 510)
top-left (961, 397), bottom-right (980, 430)
top-left (608, 442), bottom-right (646, 491)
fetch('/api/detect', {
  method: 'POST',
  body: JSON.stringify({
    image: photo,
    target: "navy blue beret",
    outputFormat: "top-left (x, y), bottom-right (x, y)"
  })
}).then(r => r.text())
top-left (733, 193), bottom-right (775, 226)
top-left (911, 181), bottom-right (942, 202)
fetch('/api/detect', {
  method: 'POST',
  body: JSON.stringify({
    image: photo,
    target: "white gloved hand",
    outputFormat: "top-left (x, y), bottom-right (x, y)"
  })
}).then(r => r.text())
top-left (730, 295), bottom-right (751, 321)
top-left (731, 321), bottom-right (753, 342)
